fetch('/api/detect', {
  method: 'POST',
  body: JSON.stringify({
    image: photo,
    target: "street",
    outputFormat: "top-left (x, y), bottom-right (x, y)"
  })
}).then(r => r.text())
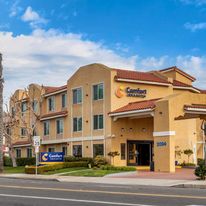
top-left (0, 178), bottom-right (205, 206)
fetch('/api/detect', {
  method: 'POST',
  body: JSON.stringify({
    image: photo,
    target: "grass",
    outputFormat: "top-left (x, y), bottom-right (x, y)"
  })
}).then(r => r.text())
top-left (61, 169), bottom-right (128, 177)
top-left (43, 167), bottom-right (87, 175)
top-left (3, 166), bottom-right (25, 174)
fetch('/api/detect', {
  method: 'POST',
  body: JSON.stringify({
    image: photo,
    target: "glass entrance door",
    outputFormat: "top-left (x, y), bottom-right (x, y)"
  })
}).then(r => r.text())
top-left (127, 141), bottom-right (153, 166)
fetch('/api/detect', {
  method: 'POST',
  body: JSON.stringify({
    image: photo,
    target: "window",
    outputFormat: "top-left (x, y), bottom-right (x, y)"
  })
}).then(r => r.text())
top-left (43, 121), bottom-right (50, 136)
top-left (21, 101), bottom-right (27, 113)
top-left (62, 146), bottom-right (67, 155)
top-left (48, 147), bottom-right (55, 152)
top-left (73, 88), bottom-right (82, 104)
top-left (204, 123), bottom-right (206, 136)
top-left (62, 93), bottom-right (67, 108)
top-left (11, 107), bottom-right (15, 117)
top-left (93, 144), bottom-right (104, 157)
top-left (6, 128), bottom-right (11, 136)
top-left (48, 96), bottom-right (55, 111)
top-left (32, 100), bottom-right (38, 113)
top-left (56, 119), bottom-right (63, 134)
top-left (21, 128), bottom-right (27, 137)
top-left (27, 148), bottom-right (32, 158)
top-left (93, 115), bottom-right (103, 130)
top-left (120, 143), bottom-right (126, 160)
top-left (93, 83), bottom-right (103, 100)
top-left (16, 149), bottom-right (21, 158)
top-left (73, 117), bottom-right (82, 132)
top-left (73, 145), bottom-right (82, 157)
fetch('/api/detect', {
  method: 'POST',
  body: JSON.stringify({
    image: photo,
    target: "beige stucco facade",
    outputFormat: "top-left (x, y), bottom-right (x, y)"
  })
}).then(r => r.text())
top-left (9, 64), bottom-right (206, 172)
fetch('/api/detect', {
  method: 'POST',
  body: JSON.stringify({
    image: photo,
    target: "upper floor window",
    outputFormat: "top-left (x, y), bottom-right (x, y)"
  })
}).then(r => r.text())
top-left (32, 100), bottom-right (38, 113)
top-left (48, 147), bottom-right (55, 152)
top-left (73, 117), bottom-right (82, 132)
top-left (62, 93), bottom-right (67, 108)
top-left (11, 107), bottom-right (15, 117)
top-left (21, 101), bottom-right (27, 113)
top-left (56, 119), bottom-right (63, 134)
top-left (93, 114), bottom-right (103, 130)
top-left (93, 83), bottom-right (103, 100)
top-left (43, 121), bottom-right (50, 136)
top-left (73, 88), bottom-right (82, 104)
top-left (48, 96), bottom-right (55, 112)
top-left (21, 128), bottom-right (27, 137)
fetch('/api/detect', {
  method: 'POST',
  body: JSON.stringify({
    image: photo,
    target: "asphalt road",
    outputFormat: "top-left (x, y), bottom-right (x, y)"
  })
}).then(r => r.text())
top-left (0, 178), bottom-right (205, 206)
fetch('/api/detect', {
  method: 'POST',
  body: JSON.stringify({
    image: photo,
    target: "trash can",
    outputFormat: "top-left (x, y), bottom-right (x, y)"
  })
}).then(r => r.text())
top-left (150, 161), bottom-right (154, 171)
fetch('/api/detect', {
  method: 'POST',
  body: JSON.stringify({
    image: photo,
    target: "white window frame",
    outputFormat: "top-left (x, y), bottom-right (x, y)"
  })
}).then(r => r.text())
top-left (43, 121), bottom-right (50, 136)
top-left (73, 117), bottom-right (82, 132)
top-left (93, 114), bottom-right (104, 130)
top-left (48, 96), bottom-right (55, 112)
top-left (56, 119), bottom-right (64, 134)
top-left (93, 83), bottom-right (104, 101)
top-left (72, 88), bottom-right (82, 104)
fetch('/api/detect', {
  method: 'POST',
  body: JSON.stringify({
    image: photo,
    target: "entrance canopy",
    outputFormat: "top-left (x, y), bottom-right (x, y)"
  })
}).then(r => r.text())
top-left (109, 98), bottom-right (160, 121)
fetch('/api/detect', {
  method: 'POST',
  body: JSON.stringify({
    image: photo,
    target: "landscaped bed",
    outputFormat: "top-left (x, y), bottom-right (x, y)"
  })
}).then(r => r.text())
top-left (3, 166), bottom-right (25, 174)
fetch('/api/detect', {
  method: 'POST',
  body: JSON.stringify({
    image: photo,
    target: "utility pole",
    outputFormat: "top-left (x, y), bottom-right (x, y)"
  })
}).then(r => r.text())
top-left (0, 53), bottom-right (4, 173)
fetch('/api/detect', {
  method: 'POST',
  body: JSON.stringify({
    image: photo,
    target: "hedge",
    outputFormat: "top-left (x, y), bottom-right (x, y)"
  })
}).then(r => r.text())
top-left (25, 161), bottom-right (89, 174)
top-left (3, 156), bottom-right (13, 167)
top-left (16, 157), bottom-right (36, 166)
top-left (64, 156), bottom-right (93, 163)
top-left (101, 165), bottom-right (136, 171)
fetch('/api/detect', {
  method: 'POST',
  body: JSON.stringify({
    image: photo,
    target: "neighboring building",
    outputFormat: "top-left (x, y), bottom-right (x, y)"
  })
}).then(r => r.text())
top-left (8, 64), bottom-right (206, 172)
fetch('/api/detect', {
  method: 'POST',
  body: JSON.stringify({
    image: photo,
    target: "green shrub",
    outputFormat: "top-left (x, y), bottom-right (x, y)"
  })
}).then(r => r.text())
top-left (101, 165), bottom-right (136, 171)
top-left (93, 155), bottom-right (107, 167)
top-left (180, 162), bottom-right (196, 167)
top-left (3, 156), bottom-right (13, 166)
top-left (16, 157), bottom-right (36, 166)
top-left (25, 161), bottom-right (89, 174)
top-left (195, 160), bottom-right (206, 180)
top-left (64, 156), bottom-right (93, 164)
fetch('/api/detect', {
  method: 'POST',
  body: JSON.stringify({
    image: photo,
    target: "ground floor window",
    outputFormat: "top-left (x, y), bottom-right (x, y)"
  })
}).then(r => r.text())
top-left (27, 148), bottom-right (32, 158)
top-left (73, 145), bottom-right (82, 157)
top-left (62, 146), bottom-right (67, 155)
top-left (120, 143), bottom-right (126, 160)
top-left (48, 147), bottom-right (55, 152)
top-left (93, 144), bottom-right (104, 157)
top-left (16, 148), bottom-right (21, 158)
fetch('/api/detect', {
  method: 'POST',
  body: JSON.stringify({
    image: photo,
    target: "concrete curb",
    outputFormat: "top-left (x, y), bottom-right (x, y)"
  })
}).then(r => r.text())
top-left (173, 184), bottom-right (206, 189)
top-left (0, 176), bottom-right (59, 182)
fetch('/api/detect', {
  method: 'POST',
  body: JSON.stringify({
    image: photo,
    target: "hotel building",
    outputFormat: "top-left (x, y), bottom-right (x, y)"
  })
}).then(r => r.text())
top-left (9, 63), bottom-right (206, 172)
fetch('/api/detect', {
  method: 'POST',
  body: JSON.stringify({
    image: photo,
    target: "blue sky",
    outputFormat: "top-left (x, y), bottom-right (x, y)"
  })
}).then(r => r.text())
top-left (0, 0), bottom-right (206, 100)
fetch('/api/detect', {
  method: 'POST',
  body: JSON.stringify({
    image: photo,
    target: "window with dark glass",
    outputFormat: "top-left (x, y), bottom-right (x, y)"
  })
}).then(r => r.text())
top-left (93, 83), bottom-right (103, 100)
top-left (56, 119), bottom-right (63, 134)
top-left (73, 145), bottom-right (82, 157)
top-left (21, 128), bottom-right (27, 137)
top-left (48, 148), bottom-right (55, 152)
top-left (93, 114), bottom-right (103, 130)
top-left (16, 149), bottom-right (21, 158)
top-left (120, 143), bottom-right (126, 160)
top-left (62, 146), bottom-right (67, 155)
top-left (73, 117), bottom-right (82, 132)
top-left (21, 101), bottom-right (27, 113)
top-left (93, 144), bottom-right (104, 157)
top-left (43, 121), bottom-right (50, 136)
top-left (32, 100), bottom-right (38, 113)
top-left (48, 96), bottom-right (55, 111)
top-left (11, 107), bottom-right (15, 117)
top-left (27, 148), bottom-right (32, 158)
top-left (62, 93), bottom-right (67, 108)
top-left (73, 88), bottom-right (82, 104)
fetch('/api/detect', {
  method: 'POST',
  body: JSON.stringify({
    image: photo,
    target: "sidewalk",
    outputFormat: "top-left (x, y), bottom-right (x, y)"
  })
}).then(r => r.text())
top-left (0, 172), bottom-right (206, 188)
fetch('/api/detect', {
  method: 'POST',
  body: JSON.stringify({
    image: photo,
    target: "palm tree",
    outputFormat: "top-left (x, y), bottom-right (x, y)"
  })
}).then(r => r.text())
top-left (0, 53), bottom-right (4, 172)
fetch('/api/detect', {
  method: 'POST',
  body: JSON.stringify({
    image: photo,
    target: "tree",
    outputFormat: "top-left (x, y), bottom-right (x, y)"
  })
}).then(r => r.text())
top-left (0, 53), bottom-right (3, 172)
top-left (175, 146), bottom-right (182, 161)
top-left (108, 151), bottom-right (120, 165)
top-left (184, 149), bottom-right (193, 163)
top-left (4, 84), bottom-right (43, 167)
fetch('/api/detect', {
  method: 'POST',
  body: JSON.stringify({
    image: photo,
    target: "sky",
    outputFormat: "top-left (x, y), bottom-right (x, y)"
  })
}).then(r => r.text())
top-left (0, 0), bottom-right (206, 102)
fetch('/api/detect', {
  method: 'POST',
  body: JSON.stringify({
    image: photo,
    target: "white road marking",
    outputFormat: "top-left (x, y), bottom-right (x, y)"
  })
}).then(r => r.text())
top-left (0, 193), bottom-right (155, 206)
top-left (98, 185), bottom-right (131, 189)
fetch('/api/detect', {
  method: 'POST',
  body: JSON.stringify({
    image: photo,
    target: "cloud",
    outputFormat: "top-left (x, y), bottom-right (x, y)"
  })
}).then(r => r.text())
top-left (141, 56), bottom-right (168, 68)
top-left (21, 6), bottom-right (47, 28)
top-left (184, 22), bottom-right (206, 32)
top-left (9, 0), bottom-right (23, 17)
top-left (0, 29), bottom-right (137, 102)
top-left (180, 0), bottom-right (206, 6)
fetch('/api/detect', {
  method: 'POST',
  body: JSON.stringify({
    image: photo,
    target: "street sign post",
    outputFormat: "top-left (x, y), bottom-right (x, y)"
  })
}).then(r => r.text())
top-left (33, 136), bottom-right (41, 175)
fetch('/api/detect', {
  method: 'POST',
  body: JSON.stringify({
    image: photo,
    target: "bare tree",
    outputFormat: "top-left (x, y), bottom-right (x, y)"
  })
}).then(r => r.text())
top-left (4, 84), bottom-right (43, 167)
top-left (0, 53), bottom-right (3, 172)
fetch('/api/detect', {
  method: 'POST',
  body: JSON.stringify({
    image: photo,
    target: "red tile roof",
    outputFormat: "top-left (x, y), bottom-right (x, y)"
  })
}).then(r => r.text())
top-left (184, 104), bottom-right (206, 110)
top-left (200, 90), bottom-right (206, 94)
top-left (109, 98), bottom-right (160, 115)
top-left (44, 85), bottom-right (67, 95)
top-left (40, 111), bottom-right (68, 120)
top-left (172, 80), bottom-right (191, 87)
top-left (114, 69), bottom-right (169, 84)
top-left (159, 66), bottom-right (196, 81)
top-left (13, 140), bottom-right (31, 146)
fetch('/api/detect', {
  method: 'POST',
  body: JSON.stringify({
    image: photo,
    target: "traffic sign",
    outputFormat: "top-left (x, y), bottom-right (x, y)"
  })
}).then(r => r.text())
top-left (33, 136), bottom-right (40, 147)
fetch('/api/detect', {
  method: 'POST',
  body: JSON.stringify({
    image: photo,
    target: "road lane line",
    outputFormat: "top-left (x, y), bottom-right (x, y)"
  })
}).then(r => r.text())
top-left (0, 193), bottom-right (154, 206)
top-left (0, 184), bottom-right (205, 200)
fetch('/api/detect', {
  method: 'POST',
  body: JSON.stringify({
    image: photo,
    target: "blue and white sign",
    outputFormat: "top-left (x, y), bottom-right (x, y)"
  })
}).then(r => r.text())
top-left (157, 142), bottom-right (167, 147)
top-left (40, 152), bottom-right (64, 162)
